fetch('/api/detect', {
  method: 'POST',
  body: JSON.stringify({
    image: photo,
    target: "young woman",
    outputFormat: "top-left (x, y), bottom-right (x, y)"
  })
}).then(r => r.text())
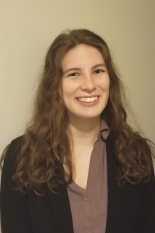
top-left (1, 29), bottom-right (155, 233)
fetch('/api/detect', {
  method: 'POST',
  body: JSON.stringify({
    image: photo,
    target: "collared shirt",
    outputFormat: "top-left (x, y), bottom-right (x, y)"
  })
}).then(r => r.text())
top-left (66, 119), bottom-right (109, 233)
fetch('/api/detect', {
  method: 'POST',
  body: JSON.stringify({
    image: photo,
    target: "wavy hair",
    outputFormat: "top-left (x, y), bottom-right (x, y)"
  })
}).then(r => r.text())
top-left (2, 29), bottom-right (154, 195)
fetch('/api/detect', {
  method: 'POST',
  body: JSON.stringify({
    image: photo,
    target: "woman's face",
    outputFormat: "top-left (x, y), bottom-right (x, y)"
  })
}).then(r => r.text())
top-left (61, 44), bottom-right (110, 122)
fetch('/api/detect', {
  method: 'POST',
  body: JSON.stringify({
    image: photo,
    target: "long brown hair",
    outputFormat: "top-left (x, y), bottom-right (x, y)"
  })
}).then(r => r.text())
top-left (2, 29), bottom-right (154, 195)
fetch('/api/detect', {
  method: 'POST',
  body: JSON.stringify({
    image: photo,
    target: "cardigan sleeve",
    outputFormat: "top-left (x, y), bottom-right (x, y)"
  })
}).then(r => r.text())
top-left (142, 168), bottom-right (155, 233)
top-left (0, 137), bottom-right (32, 233)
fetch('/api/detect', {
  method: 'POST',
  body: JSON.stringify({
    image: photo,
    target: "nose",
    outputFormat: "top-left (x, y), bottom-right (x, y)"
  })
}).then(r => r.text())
top-left (81, 73), bottom-right (96, 92)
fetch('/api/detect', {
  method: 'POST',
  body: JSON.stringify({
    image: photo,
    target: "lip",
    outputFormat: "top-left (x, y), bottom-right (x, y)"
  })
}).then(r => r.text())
top-left (75, 95), bottom-right (100, 106)
top-left (76, 95), bottom-right (100, 98)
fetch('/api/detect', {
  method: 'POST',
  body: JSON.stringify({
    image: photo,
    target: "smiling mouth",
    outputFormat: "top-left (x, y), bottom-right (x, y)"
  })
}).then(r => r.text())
top-left (76, 96), bottom-right (99, 103)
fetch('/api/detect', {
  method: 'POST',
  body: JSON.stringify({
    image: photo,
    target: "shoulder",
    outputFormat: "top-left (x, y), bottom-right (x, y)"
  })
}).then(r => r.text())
top-left (1, 136), bottom-right (24, 178)
top-left (4, 136), bottom-right (24, 159)
top-left (6, 135), bottom-right (24, 153)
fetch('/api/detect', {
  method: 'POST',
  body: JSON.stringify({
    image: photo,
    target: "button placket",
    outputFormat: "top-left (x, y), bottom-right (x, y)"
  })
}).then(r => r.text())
top-left (83, 194), bottom-right (92, 231)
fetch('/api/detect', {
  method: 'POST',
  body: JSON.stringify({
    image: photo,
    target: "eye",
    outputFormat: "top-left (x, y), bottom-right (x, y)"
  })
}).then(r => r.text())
top-left (68, 72), bottom-right (80, 77)
top-left (94, 69), bottom-right (105, 74)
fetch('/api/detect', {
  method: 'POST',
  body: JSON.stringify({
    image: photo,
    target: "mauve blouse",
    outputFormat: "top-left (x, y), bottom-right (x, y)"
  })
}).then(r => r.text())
top-left (66, 120), bottom-right (109, 233)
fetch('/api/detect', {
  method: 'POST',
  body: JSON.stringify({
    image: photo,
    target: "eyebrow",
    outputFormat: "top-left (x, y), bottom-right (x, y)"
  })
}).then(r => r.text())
top-left (63, 63), bottom-right (106, 76)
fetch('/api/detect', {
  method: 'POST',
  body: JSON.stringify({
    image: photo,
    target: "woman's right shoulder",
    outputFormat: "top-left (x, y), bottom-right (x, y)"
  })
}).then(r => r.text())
top-left (2, 135), bottom-right (24, 171)
top-left (7, 135), bottom-right (24, 152)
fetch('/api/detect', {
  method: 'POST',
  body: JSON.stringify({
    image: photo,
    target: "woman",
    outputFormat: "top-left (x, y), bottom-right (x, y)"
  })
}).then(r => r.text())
top-left (1, 29), bottom-right (155, 233)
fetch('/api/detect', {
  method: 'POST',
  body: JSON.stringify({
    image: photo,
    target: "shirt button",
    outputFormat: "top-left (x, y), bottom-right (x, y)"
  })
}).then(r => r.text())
top-left (86, 217), bottom-right (89, 221)
top-left (84, 197), bottom-right (89, 201)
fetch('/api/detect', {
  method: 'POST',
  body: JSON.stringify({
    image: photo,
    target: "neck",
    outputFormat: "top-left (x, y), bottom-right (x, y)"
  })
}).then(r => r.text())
top-left (68, 116), bottom-right (100, 146)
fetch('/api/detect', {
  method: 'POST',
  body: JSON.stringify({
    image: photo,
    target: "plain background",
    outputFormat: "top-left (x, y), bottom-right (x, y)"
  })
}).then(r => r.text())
top-left (0, 0), bottom-right (155, 231)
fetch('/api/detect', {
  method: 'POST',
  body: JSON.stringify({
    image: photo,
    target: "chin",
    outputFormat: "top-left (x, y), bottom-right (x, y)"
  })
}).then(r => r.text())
top-left (76, 113), bottom-right (101, 119)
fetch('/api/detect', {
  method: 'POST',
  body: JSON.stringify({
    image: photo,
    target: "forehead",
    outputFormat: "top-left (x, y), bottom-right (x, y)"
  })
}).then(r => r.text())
top-left (61, 44), bottom-right (104, 69)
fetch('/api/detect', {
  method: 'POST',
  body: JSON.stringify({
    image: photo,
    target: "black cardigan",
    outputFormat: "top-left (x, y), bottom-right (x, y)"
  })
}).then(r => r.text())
top-left (1, 136), bottom-right (155, 233)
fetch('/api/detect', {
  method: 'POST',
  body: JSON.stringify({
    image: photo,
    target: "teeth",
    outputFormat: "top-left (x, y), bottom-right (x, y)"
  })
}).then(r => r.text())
top-left (77, 97), bottom-right (98, 102)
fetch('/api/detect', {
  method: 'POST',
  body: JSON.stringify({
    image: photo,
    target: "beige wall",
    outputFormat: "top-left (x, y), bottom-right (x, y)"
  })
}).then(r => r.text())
top-left (0, 0), bottom-right (155, 231)
top-left (1, 1), bottom-right (155, 148)
top-left (1, 0), bottom-right (155, 155)
top-left (1, 0), bottom-right (155, 154)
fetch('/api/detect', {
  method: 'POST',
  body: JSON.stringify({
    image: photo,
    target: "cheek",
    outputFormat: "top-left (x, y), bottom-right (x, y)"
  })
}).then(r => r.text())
top-left (100, 76), bottom-right (110, 90)
top-left (61, 79), bottom-right (80, 96)
top-left (61, 82), bottom-right (74, 105)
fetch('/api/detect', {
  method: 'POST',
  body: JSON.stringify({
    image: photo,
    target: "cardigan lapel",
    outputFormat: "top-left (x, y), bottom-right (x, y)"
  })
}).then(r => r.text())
top-left (48, 185), bottom-right (74, 233)
top-left (105, 138), bottom-right (126, 233)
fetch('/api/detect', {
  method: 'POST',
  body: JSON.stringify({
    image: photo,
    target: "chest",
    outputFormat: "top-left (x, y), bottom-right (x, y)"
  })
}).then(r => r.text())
top-left (28, 177), bottom-right (145, 233)
top-left (73, 146), bottom-right (93, 189)
top-left (27, 138), bottom-right (149, 233)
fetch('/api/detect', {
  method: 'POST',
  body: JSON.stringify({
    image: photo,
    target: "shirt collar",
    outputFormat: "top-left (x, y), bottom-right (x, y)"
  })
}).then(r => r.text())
top-left (98, 119), bottom-right (110, 142)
